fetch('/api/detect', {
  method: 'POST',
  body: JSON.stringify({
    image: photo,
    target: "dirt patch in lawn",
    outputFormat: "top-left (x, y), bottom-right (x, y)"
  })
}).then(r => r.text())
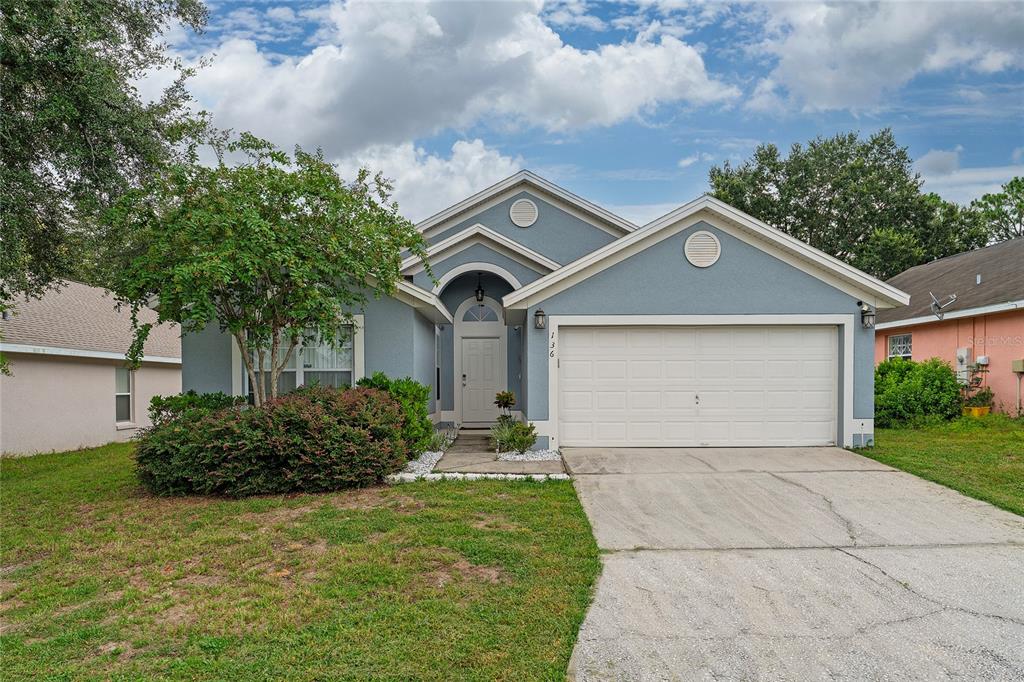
top-left (400, 549), bottom-right (509, 589)
top-left (240, 505), bottom-right (319, 526)
top-left (94, 640), bottom-right (138, 661)
top-left (471, 514), bottom-right (523, 532)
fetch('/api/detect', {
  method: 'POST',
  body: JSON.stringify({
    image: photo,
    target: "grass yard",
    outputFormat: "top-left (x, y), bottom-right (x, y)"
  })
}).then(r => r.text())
top-left (0, 443), bottom-right (601, 681)
top-left (856, 414), bottom-right (1024, 517)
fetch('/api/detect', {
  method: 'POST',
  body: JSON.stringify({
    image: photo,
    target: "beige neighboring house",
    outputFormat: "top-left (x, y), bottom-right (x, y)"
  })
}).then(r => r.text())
top-left (0, 282), bottom-right (181, 455)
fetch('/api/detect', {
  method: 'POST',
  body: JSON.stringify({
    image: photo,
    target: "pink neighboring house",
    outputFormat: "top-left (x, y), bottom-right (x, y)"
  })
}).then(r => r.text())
top-left (0, 282), bottom-right (182, 455)
top-left (874, 239), bottom-right (1024, 416)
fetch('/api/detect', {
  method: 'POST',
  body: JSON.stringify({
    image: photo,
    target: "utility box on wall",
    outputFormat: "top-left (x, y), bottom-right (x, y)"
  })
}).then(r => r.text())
top-left (956, 347), bottom-right (972, 383)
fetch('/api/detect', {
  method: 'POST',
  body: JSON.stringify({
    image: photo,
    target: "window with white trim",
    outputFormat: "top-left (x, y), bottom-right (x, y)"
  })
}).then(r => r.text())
top-left (888, 334), bottom-right (912, 360)
top-left (247, 326), bottom-right (355, 398)
top-left (115, 367), bottom-right (133, 422)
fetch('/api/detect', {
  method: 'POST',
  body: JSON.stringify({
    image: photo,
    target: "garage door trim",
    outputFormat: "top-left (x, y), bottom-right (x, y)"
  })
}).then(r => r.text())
top-left (544, 314), bottom-right (856, 449)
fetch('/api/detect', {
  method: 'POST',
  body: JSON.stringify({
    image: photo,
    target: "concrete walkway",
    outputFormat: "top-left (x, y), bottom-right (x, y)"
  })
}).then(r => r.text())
top-left (433, 429), bottom-right (565, 475)
top-left (564, 447), bottom-right (1024, 681)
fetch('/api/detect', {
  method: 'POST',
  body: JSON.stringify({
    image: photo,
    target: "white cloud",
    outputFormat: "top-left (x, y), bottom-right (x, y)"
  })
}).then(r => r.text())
top-left (543, 0), bottom-right (607, 31)
top-left (747, 2), bottom-right (1024, 112)
top-left (677, 151), bottom-right (713, 168)
top-left (335, 139), bottom-right (523, 222)
top-left (916, 145), bottom-right (964, 176)
top-left (182, 0), bottom-right (738, 158)
top-left (921, 164), bottom-right (1024, 205)
top-left (1012, 147), bottom-right (1024, 164)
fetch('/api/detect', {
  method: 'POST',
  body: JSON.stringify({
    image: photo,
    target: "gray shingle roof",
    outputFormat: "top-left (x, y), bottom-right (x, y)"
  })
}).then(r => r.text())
top-left (1, 281), bottom-right (180, 359)
top-left (877, 238), bottom-right (1024, 324)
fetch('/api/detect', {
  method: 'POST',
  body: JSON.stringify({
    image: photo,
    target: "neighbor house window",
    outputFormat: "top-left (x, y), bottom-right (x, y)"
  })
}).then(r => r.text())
top-left (247, 325), bottom-right (355, 398)
top-left (888, 334), bottom-right (912, 360)
top-left (115, 367), bottom-right (133, 422)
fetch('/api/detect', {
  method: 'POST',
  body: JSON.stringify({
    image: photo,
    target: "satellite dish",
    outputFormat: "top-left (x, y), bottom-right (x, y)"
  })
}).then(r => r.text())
top-left (929, 292), bottom-right (957, 320)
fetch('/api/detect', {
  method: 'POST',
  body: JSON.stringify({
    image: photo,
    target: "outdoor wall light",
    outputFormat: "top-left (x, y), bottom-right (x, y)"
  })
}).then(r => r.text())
top-left (859, 301), bottom-right (876, 329)
top-left (534, 309), bottom-right (547, 329)
top-left (475, 273), bottom-right (485, 302)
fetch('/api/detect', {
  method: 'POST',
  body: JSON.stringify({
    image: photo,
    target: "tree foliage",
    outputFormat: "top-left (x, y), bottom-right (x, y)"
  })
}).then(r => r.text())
top-left (0, 0), bottom-right (207, 307)
top-left (708, 129), bottom-right (990, 280)
top-left (972, 176), bottom-right (1024, 242)
top-left (106, 133), bottom-right (428, 406)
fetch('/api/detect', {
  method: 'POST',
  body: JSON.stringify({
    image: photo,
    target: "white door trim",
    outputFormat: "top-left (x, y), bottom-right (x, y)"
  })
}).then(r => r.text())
top-left (540, 314), bottom-right (856, 449)
top-left (454, 296), bottom-right (507, 425)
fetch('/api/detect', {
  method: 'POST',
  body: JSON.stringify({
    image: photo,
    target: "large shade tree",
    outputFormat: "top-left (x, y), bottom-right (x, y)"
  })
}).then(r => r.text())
top-left (107, 133), bottom-right (428, 406)
top-left (708, 129), bottom-right (990, 280)
top-left (0, 0), bottom-right (206, 306)
top-left (973, 177), bottom-right (1024, 242)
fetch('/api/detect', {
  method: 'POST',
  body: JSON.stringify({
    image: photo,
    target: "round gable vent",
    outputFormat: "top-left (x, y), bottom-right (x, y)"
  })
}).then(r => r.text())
top-left (509, 198), bottom-right (538, 227)
top-left (684, 230), bottom-right (721, 268)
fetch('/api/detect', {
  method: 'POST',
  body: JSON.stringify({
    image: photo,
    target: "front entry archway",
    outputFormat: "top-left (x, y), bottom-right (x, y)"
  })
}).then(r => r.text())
top-left (454, 296), bottom-right (506, 425)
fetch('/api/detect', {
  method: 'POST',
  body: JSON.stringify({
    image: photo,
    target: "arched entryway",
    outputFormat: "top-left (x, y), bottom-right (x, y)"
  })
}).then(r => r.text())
top-left (435, 270), bottom-right (521, 425)
top-left (454, 296), bottom-right (505, 423)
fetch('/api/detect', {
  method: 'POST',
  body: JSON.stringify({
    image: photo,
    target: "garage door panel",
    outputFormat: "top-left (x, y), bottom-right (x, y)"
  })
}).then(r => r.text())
top-left (665, 360), bottom-right (695, 379)
top-left (629, 391), bottom-right (661, 410)
top-left (629, 361), bottom-right (662, 379)
top-left (558, 325), bottom-right (837, 447)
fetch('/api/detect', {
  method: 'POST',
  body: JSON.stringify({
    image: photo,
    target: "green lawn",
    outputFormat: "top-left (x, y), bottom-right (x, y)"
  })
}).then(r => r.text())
top-left (0, 443), bottom-right (601, 681)
top-left (856, 415), bottom-right (1024, 516)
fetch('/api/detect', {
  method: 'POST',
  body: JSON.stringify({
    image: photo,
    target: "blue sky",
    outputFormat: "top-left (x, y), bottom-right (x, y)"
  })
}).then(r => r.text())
top-left (160, 0), bottom-right (1024, 224)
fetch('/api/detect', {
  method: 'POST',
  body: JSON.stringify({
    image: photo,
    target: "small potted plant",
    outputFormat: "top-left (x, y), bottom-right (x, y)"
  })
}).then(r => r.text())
top-left (961, 364), bottom-right (994, 417)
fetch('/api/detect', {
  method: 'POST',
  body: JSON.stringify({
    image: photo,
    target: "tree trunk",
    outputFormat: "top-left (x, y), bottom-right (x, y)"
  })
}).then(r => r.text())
top-left (234, 331), bottom-right (262, 408)
top-left (256, 348), bottom-right (267, 406)
top-left (268, 330), bottom-right (280, 400)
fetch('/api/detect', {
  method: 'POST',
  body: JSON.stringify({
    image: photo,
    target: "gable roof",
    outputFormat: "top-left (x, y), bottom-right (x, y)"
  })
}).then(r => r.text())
top-left (401, 223), bottom-right (561, 274)
top-left (1, 281), bottom-right (181, 362)
top-left (876, 238), bottom-right (1024, 328)
top-left (503, 195), bottom-right (910, 310)
top-left (415, 170), bottom-right (636, 238)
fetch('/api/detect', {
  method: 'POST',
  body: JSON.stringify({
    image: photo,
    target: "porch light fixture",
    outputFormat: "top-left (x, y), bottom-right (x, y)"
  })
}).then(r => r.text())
top-left (475, 273), bottom-right (485, 303)
top-left (534, 309), bottom-right (546, 329)
top-left (859, 301), bottom-right (875, 329)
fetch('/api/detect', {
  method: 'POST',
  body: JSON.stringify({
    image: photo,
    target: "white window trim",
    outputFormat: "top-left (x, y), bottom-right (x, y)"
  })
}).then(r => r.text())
top-left (453, 296), bottom-right (507, 425)
top-left (115, 367), bottom-right (134, 425)
top-left (231, 314), bottom-right (365, 396)
top-left (535, 314), bottom-right (857, 449)
top-left (887, 333), bottom-right (913, 360)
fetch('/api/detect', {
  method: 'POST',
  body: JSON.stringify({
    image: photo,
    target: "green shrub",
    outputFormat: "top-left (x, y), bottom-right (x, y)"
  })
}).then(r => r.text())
top-left (148, 390), bottom-right (245, 426)
top-left (136, 386), bottom-right (406, 497)
top-left (874, 357), bottom-right (962, 427)
top-left (490, 419), bottom-right (538, 454)
top-left (356, 372), bottom-right (432, 458)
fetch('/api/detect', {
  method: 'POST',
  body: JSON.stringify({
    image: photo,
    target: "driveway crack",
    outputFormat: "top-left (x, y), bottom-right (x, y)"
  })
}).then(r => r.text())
top-left (768, 473), bottom-right (860, 545)
top-left (837, 547), bottom-right (1024, 628)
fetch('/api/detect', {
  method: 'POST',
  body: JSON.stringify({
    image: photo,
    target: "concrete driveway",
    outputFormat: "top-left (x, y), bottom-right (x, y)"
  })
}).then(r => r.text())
top-left (564, 447), bottom-right (1024, 681)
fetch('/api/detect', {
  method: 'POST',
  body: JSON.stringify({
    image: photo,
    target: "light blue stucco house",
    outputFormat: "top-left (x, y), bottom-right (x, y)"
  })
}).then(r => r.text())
top-left (182, 171), bottom-right (909, 449)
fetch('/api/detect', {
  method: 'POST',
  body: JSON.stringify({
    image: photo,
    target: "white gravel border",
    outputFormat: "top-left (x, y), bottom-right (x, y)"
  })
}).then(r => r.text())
top-left (401, 450), bottom-right (445, 476)
top-left (497, 448), bottom-right (561, 462)
top-left (388, 472), bottom-right (570, 482)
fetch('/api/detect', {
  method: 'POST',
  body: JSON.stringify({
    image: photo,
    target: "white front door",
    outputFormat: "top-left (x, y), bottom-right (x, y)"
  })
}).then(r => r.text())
top-left (461, 337), bottom-right (501, 423)
top-left (558, 325), bottom-right (837, 447)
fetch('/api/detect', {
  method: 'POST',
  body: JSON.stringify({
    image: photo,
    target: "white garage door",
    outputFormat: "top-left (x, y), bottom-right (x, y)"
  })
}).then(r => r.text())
top-left (558, 326), bottom-right (837, 447)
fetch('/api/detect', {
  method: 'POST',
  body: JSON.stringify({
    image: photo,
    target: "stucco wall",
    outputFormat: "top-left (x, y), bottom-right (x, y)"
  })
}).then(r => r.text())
top-left (875, 310), bottom-right (1024, 415)
top-left (1, 353), bottom-right (181, 455)
top-left (181, 322), bottom-right (234, 394)
top-left (412, 242), bottom-right (547, 291)
top-left (522, 221), bottom-right (873, 438)
top-left (428, 191), bottom-right (618, 265)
